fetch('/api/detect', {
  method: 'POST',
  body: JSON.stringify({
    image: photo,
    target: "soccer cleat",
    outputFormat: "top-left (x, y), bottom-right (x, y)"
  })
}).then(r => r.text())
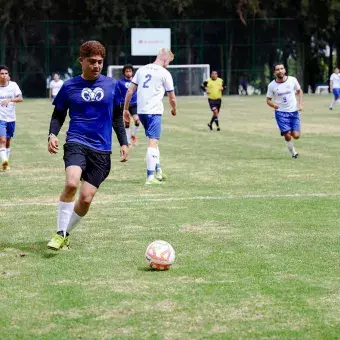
top-left (131, 135), bottom-right (138, 145)
top-left (145, 178), bottom-right (163, 185)
top-left (217, 127), bottom-right (221, 131)
top-left (330, 108), bottom-right (333, 110)
top-left (155, 172), bottom-right (167, 181)
top-left (47, 233), bottom-right (70, 250)
top-left (292, 153), bottom-right (299, 159)
top-left (2, 160), bottom-right (9, 171)
top-left (207, 123), bottom-right (213, 131)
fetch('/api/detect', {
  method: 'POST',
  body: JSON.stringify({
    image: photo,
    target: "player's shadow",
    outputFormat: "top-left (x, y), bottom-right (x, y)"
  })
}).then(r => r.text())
top-left (0, 240), bottom-right (58, 259)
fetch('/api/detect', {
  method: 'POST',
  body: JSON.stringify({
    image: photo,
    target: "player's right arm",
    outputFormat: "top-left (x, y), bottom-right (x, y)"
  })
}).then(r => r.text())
top-left (168, 91), bottom-right (177, 116)
top-left (49, 87), bottom-right (52, 101)
top-left (330, 77), bottom-right (334, 92)
top-left (266, 84), bottom-right (279, 110)
top-left (164, 72), bottom-right (177, 115)
top-left (48, 85), bottom-right (68, 154)
top-left (200, 80), bottom-right (209, 93)
top-left (123, 82), bottom-right (137, 122)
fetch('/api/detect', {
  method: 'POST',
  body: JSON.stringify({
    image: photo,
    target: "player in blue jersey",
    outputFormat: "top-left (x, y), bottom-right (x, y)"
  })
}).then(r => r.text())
top-left (46, 41), bottom-right (128, 250)
top-left (115, 64), bottom-right (140, 146)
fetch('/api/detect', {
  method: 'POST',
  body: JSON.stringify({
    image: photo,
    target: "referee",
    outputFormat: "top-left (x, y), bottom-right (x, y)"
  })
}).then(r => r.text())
top-left (201, 70), bottom-right (225, 131)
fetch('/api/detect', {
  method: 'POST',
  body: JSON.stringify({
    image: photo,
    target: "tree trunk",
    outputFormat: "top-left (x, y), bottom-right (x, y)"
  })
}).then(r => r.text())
top-left (227, 27), bottom-right (234, 94)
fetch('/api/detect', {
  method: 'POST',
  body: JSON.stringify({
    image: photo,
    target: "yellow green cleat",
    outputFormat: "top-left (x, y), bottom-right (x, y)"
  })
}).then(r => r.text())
top-left (155, 172), bottom-right (167, 181)
top-left (47, 233), bottom-right (70, 250)
top-left (145, 178), bottom-right (163, 185)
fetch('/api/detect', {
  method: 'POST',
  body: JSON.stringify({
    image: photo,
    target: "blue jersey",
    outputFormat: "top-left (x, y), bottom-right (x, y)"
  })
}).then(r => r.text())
top-left (115, 77), bottom-right (137, 105)
top-left (53, 75), bottom-right (116, 152)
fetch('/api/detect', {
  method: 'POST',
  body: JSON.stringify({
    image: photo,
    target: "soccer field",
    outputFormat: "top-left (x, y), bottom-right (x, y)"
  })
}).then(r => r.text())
top-left (1, 95), bottom-right (340, 339)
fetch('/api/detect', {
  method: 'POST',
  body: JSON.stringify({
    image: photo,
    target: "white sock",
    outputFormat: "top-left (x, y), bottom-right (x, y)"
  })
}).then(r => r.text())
top-left (126, 128), bottom-right (131, 144)
top-left (57, 201), bottom-right (75, 235)
top-left (336, 99), bottom-right (340, 105)
top-left (132, 125), bottom-right (139, 136)
top-left (6, 148), bottom-right (10, 160)
top-left (155, 147), bottom-right (162, 173)
top-left (330, 100), bottom-right (335, 109)
top-left (285, 140), bottom-right (296, 155)
top-left (146, 147), bottom-right (158, 180)
top-left (0, 148), bottom-right (7, 163)
top-left (66, 210), bottom-right (82, 233)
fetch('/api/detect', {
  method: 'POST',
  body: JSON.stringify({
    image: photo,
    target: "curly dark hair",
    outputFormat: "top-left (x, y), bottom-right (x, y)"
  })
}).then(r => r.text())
top-left (80, 41), bottom-right (106, 58)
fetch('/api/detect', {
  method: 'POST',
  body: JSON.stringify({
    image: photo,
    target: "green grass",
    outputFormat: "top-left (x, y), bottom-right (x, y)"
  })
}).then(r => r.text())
top-left (1, 95), bottom-right (340, 339)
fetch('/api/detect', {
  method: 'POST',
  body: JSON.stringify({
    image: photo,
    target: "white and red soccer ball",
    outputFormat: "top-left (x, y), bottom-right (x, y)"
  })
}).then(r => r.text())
top-left (145, 240), bottom-right (175, 270)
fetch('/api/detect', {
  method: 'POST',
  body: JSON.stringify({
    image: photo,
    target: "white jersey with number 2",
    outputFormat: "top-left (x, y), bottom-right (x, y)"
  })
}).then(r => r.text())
top-left (132, 63), bottom-right (174, 115)
top-left (266, 76), bottom-right (301, 113)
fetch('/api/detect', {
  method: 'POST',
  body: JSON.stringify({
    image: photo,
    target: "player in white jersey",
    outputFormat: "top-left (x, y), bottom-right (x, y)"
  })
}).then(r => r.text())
top-left (0, 65), bottom-right (23, 170)
top-left (49, 73), bottom-right (64, 102)
top-left (329, 67), bottom-right (340, 110)
top-left (123, 49), bottom-right (177, 184)
top-left (266, 63), bottom-right (303, 158)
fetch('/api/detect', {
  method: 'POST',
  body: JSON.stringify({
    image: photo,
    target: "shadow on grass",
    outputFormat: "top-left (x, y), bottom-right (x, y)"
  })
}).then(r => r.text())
top-left (137, 266), bottom-right (171, 273)
top-left (0, 240), bottom-right (59, 259)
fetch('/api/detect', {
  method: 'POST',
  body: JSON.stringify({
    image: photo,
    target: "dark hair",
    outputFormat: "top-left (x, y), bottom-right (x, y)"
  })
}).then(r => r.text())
top-left (0, 65), bottom-right (9, 72)
top-left (273, 62), bottom-right (285, 71)
top-left (80, 40), bottom-right (106, 58)
top-left (122, 64), bottom-right (134, 74)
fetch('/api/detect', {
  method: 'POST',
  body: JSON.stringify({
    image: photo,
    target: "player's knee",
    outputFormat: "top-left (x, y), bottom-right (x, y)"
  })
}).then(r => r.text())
top-left (65, 179), bottom-right (78, 193)
top-left (0, 136), bottom-right (6, 144)
top-left (78, 192), bottom-right (95, 205)
top-left (293, 133), bottom-right (300, 140)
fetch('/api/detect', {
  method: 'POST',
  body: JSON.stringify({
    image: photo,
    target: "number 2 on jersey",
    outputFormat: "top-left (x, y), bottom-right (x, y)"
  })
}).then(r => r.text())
top-left (143, 74), bottom-right (152, 88)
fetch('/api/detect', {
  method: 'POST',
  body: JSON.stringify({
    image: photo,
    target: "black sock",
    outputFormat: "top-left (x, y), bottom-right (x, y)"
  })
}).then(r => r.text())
top-left (57, 231), bottom-right (69, 237)
top-left (214, 117), bottom-right (219, 127)
top-left (210, 116), bottom-right (215, 125)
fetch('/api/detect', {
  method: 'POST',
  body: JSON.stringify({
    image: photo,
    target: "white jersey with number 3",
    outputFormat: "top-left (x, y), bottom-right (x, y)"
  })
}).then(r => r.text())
top-left (266, 76), bottom-right (301, 112)
top-left (132, 63), bottom-right (174, 115)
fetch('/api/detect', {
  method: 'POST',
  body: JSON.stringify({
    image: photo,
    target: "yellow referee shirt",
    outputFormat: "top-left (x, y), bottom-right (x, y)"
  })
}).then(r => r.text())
top-left (202, 77), bottom-right (224, 100)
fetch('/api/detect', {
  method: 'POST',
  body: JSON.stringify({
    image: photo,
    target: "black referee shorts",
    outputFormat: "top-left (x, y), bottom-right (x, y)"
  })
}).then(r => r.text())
top-left (208, 99), bottom-right (222, 111)
top-left (116, 104), bottom-right (138, 116)
top-left (63, 142), bottom-right (111, 188)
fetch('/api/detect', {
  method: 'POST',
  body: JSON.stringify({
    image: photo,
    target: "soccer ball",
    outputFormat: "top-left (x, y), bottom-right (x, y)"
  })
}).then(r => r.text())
top-left (145, 240), bottom-right (175, 270)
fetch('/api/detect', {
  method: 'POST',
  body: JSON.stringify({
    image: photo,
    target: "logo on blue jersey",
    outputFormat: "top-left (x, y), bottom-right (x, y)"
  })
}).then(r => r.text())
top-left (81, 87), bottom-right (104, 102)
top-left (125, 82), bottom-right (131, 89)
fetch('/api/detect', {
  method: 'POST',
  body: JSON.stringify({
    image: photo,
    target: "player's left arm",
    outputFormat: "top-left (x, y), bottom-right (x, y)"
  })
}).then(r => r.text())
top-left (296, 89), bottom-right (303, 111)
top-left (221, 79), bottom-right (226, 93)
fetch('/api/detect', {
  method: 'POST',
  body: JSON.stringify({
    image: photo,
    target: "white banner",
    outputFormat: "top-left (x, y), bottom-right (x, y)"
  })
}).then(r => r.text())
top-left (131, 28), bottom-right (171, 56)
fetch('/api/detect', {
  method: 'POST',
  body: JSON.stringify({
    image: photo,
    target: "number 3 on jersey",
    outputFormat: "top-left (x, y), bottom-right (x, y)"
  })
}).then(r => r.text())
top-left (143, 74), bottom-right (152, 88)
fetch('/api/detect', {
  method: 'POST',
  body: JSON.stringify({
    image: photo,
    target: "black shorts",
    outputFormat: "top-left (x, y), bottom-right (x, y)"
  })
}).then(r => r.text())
top-left (115, 104), bottom-right (137, 116)
top-left (63, 142), bottom-right (111, 188)
top-left (129, 104), bottom-right (137, 116)
top-left (208, 99), bottom-right (222, 111)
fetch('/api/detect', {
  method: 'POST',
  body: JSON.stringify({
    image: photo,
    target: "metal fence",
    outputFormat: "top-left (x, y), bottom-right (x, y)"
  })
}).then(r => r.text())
top-left (0, 19), bottom-right (302, 97)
